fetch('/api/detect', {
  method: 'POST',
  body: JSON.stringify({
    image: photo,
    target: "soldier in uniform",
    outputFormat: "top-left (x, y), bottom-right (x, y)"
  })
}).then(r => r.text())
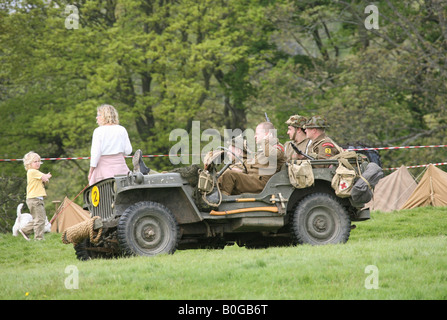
top-left (218, 122), bottom-right (285, 195)
top-left (225, 134), bottom-right (249, 173)
top-left (304, 115), bottom-right (343, 160)
top-left (284, 115), bottom-right (311, 160)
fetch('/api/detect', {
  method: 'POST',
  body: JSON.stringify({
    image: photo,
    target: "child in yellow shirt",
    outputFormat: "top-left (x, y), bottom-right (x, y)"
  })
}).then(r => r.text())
top-left (20, 152), bottom-right (52, 241)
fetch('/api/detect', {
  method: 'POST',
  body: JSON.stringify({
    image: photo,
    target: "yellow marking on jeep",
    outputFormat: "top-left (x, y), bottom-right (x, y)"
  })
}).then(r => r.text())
top-left (91, 186), bottom-right (100, 207)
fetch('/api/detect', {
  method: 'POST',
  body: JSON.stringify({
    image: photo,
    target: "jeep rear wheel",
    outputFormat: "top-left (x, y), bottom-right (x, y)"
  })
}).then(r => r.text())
top-left (292, 193), bottom-right (350, 245)
top-left (117, 201), bottom-right (179, 256)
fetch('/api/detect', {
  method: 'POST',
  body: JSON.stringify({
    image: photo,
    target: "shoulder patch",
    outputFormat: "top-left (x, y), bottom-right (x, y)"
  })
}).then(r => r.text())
top-left (274, 144), bottom-right (285, 152)
top-left (322, 142), bottom-right (335, 148)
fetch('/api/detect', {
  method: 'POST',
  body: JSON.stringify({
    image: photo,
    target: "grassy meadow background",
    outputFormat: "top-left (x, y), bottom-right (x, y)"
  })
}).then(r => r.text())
top-left (1, 206), bottom-right (446, 300)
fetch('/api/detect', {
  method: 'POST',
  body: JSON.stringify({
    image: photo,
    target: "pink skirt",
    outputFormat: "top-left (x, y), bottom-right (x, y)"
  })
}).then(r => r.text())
top-left (89, 153), bottom-right (130, 185)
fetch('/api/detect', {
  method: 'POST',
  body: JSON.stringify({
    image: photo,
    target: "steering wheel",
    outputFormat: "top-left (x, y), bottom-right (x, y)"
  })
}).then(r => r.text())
top-left (216, 146), bottom-right (248, 178)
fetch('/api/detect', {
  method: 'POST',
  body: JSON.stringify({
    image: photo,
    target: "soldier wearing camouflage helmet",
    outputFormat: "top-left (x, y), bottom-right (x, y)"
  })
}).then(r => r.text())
top-left (284, 115), bottom-right (311, 160)
top-left (304, 115), bottom-right (343, 160)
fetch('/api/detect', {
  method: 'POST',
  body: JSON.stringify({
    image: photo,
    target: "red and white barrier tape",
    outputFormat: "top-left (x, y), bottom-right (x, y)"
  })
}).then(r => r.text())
top-left (2, 144), bottom-right (447, 162)
top-left (0, 155), bottom-right (172, 162)
top-left (384, 162), bottom-right (447, 171)
top-left (1, 144), bottom-right (447, 171)
top-left (347, 144), bottom-right (447, 151)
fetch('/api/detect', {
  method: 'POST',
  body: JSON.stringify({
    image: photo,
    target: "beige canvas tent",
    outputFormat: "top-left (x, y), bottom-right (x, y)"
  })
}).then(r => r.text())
top-left (368, 165), bottom-right (418, 212)
top-left (401, 164), bottom-right (447, 209)
top-left (50, 197), bottom-right (90, 233)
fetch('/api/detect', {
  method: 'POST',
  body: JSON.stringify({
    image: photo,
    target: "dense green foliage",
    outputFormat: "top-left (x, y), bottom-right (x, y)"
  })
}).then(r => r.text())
top-left (1, 0), bottom-right (447, 230)
top-left (1, 207), bottom-right (446, 299)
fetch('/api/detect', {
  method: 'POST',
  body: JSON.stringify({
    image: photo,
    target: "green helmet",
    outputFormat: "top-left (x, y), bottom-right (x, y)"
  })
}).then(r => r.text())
top-left (304, 115), bottom-right (329, 129)
top-left (285, 115), bottom-right (307, 128)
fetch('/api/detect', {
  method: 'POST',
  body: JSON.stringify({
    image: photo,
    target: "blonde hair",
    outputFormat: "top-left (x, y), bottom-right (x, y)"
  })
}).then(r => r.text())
top-left (97, 104), bottom-right (119, 125)
top-left (23, 151), bottom-right (40, 171)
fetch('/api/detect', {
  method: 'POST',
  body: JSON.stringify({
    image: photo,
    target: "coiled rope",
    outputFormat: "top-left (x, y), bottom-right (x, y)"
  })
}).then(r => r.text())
top-left (61, 216), bottom-right (103, 245)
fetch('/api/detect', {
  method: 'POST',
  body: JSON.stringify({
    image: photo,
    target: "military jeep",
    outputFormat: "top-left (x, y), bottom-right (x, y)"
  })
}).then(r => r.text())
top-left (74, 151), bottom-right (372, 260)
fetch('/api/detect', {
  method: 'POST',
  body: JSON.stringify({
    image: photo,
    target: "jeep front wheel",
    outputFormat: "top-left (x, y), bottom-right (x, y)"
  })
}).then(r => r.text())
top-left (292, 193), bottom-right (350, 245)
top-left (117, 201), bottom-right (179, 256)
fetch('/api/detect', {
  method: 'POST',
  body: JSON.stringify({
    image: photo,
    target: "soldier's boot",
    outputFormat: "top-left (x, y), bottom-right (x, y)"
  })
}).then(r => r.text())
top-left (132, 149), bottom-right (150, 175)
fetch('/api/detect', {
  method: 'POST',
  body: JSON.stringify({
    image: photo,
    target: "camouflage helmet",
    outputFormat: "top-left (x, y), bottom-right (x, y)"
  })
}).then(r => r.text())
top-left (285, 115), bottom-right (307, 128)
top-left (304, 115), bottom-right (329, 129)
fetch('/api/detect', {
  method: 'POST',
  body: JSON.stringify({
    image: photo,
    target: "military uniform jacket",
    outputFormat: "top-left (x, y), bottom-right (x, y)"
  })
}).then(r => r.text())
top-left (229, 154), bottom-right (247, 173)
top-left (246, 137), bottom-right (285, 177)
top-left (284, 138), bottom-right (311, 160)
top-left (308, 133), bottom-right (343, 159)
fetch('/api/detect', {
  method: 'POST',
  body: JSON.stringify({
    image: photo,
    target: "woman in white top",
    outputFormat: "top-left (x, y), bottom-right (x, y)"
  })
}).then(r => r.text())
top-left (88, 104), bottom-right (132, 185)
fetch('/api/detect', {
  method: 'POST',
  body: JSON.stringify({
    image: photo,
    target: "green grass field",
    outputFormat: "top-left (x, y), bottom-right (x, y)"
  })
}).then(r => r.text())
top-left (1, 207), bottom-right (446, 300)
